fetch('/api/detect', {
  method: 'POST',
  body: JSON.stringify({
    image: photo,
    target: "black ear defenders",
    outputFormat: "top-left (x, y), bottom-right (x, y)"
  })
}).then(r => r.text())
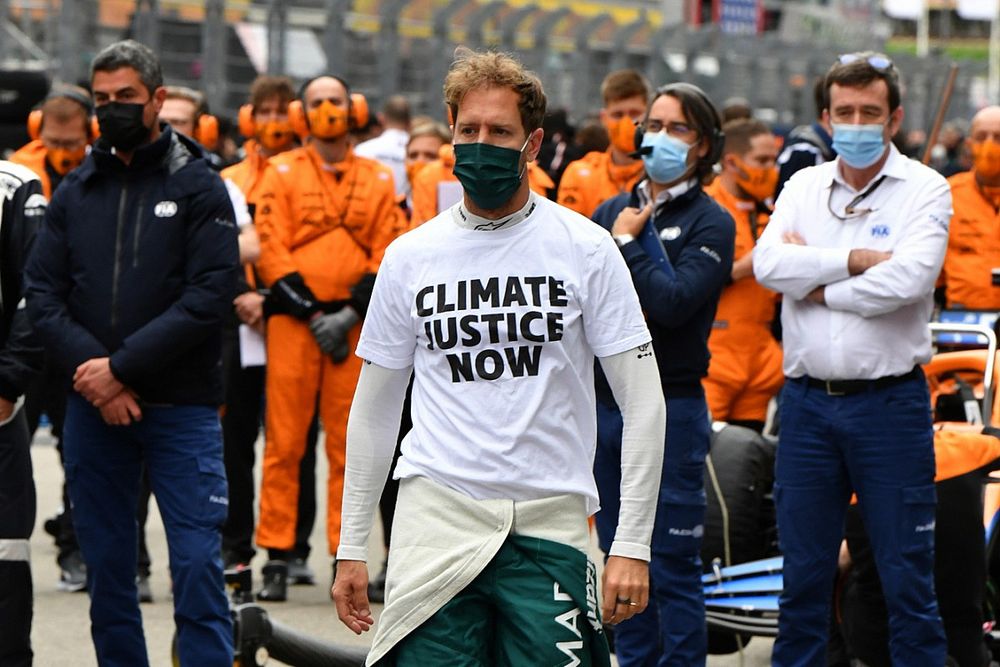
top-left (630, 82), bottom-right (725, 163)
top-left (631, 123), bottom-right (651, 158)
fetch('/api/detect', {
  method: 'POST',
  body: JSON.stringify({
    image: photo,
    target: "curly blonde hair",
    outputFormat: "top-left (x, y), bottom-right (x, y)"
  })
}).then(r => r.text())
top-left (443, 47), bottom-right (546, 135)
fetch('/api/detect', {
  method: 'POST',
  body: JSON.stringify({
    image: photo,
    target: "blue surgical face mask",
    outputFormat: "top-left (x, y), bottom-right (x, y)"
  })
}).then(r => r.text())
top-left (832, 123), bottom-right (888, 169)
top-left (641, 132), bottom-right (693, 184)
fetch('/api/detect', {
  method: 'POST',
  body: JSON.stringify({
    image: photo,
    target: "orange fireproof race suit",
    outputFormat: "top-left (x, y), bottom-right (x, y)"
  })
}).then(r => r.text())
top-left (940, 170), bottom-right (1000, 310)
top-left (702, 179), bottom-right (783, 423)
top-left (556, 150), bottom-right (645, 219)
top-left (409, 147), bottom-right (553, 226)
top-left (254, 143), bottom-right (406, 554)
top-left (10, 140), bottom-right (55, 199)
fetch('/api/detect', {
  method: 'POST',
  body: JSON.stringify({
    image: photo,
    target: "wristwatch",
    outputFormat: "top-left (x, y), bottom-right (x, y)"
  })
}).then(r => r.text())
top-left (613, 233), bottom-right (635, 247)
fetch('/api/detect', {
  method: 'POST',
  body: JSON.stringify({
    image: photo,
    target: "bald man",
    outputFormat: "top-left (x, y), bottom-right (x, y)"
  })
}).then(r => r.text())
top-left (253, 75), bottom-right (406, 601)
top-left (939, 106), bottom-right (1000, 310)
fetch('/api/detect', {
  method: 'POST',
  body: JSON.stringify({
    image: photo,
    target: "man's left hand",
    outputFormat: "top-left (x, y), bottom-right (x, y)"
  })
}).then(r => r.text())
top-left (601, 555), bottom-right (649, 625)
top-left (74, 357), bottom-right (124, 407)
top-left (333, 560), bottom-right (375, 635)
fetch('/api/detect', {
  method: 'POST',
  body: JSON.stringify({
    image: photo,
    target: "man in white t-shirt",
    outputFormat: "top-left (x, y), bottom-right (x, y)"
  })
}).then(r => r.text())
top-left (332, 49), bottom-right (667, 666)
top-left (354, 95), bottom-right (411, 197)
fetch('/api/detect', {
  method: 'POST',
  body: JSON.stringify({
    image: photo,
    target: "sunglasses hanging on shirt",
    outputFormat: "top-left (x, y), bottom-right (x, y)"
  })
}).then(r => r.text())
top-left (827, 175), bottom-right (888, 221)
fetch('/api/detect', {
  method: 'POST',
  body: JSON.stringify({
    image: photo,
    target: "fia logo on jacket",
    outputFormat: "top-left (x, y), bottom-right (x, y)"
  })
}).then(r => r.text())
top-left (154, 201), bottom-right (178, 218)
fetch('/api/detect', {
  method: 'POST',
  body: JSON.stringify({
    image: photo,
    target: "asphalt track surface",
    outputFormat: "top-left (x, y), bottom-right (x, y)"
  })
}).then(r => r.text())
top-left (28, 428), bottom-right (772, 666)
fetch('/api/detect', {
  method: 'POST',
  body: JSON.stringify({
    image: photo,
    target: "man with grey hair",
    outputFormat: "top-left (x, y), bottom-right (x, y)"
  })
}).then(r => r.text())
top-left (25, 39), bottom-right (238, 665)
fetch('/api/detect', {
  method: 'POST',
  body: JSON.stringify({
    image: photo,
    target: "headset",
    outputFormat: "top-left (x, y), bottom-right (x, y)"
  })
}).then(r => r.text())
top-left (192, 113), bottom-right (219, 151)
top-left (27, 87), bottom-right (100, 141)
top-left (162, 86), bottom-right (220, 151)
top-left (237, 104), bottom-right (259, 138)
top-left (287, 75), bottom-right (369, 139)
top-left (631, 82), bottom-right (725, 165)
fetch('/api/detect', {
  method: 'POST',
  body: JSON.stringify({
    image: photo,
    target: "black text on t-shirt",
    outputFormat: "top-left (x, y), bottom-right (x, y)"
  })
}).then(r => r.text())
top-left (416, 276), bottom-right (568, 382)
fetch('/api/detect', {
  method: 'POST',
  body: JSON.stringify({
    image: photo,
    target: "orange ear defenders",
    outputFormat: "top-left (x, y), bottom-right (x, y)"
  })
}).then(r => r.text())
top-left (287, 77), bottom-right (369, 140)
top-left (27, 89), bottom-right (100, 141)
top-left (238, 104), bottom-right (256, 138)
top-left (192, 113), bottom-right (219, 152)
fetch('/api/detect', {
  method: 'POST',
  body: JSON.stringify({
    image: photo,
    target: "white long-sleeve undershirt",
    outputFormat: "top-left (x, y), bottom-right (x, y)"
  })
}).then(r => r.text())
top-left (337, 345), bottom-right (665, 562)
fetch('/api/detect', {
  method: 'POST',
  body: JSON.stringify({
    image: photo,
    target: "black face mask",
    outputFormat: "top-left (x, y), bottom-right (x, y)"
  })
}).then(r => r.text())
top-left (96, 101), bottom-right (152, 152)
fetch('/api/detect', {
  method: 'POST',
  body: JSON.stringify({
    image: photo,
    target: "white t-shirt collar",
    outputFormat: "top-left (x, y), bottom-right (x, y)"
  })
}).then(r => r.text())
top-left (453, 191), bottom-right (540, 232)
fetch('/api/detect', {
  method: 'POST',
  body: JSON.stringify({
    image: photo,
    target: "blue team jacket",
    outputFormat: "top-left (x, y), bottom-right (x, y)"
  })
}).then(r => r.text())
top-left (25, 126), bottom-right (239, 406)
top-left (592, 183), bottom-right (735, 400)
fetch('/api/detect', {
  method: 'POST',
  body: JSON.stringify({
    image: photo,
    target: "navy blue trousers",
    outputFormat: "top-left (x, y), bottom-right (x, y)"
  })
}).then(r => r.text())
top-left (595, 394), bottom-right (710, 667)
top-left (63, 394), bottom-right (233, 667)
top-left (772, 375), bottom-right (945, 667)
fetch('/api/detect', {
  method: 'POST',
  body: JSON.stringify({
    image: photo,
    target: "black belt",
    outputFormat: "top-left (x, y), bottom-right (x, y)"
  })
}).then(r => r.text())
top-left (797, 366), bottom-right (922, 396)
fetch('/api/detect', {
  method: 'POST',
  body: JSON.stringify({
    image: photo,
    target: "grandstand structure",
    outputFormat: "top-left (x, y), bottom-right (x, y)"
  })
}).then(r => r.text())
top-left (0, 0), bottom-right (990, 145)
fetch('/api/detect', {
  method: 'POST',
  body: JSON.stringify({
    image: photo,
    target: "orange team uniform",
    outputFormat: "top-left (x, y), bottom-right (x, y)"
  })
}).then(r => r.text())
top-left (556, 150), bottom-right (645, 219)
top-left (254, 143), bottom-right (406, 555)
top-left (702, 180), bottom-right (783, 423)
top-left (409, 148), bottom-right (554, 226)
top-left (940, 171), bottom-right (1000, 310)
top-left (10, 140), bottom-right (54, 198)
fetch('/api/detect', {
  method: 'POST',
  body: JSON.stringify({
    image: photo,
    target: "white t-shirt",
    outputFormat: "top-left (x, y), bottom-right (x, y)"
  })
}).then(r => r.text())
top-left (223, 177), bottom-right (253, 228)
top-left (357, 196), bottom-right (650, 513)
top-left (354, 128), bottom-right (409, 196)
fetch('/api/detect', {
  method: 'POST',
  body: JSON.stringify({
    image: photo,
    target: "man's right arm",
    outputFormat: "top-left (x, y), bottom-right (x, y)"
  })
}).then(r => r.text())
top-left (24, 186), bottom-right (110, 375)
top-left (337, 361), bottom-right (412, 563)
top-left (333, 360), bottom-right (411, 634)
top-left (333, 245), bottom-right (414, 633)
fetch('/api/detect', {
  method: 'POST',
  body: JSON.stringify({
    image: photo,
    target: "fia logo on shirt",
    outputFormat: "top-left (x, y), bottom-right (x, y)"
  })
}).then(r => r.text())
top-left (154, 201), bottom-right (178, 218)
top-left (870, 224), bottom-right (890, 239)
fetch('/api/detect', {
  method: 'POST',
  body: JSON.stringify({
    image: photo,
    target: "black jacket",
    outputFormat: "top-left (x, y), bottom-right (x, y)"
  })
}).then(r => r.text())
top-left (592, 183), bottom-right (734, 399)
top-left (0, 161), bottom-right (45, 401)
top-left (25, 126), bottom-right (239, 406)
top-left (776, 122), bottom-right (835, 200)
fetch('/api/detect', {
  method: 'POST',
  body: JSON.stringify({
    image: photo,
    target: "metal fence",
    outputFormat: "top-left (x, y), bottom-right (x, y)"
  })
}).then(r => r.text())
top-left (1, 0), bottom-right (990, 134)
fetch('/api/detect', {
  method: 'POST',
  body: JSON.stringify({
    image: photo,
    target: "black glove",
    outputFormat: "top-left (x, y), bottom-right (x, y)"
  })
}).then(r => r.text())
top-left (309, 307), bottom-right (360, 363)
top-left (271, 272), bottom-right (318, 320)
top-left (349, 273), bottom-right (377, 318)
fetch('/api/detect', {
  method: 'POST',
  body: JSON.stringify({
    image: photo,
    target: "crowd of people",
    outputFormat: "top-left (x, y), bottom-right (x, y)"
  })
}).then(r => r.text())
top-left (2, 34), bottom-right (1000, 667)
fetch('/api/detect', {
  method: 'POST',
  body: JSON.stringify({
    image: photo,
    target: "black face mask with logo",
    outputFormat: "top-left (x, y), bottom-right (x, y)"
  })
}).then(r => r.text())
top-left (96, 101), bottom-right (152, 152)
